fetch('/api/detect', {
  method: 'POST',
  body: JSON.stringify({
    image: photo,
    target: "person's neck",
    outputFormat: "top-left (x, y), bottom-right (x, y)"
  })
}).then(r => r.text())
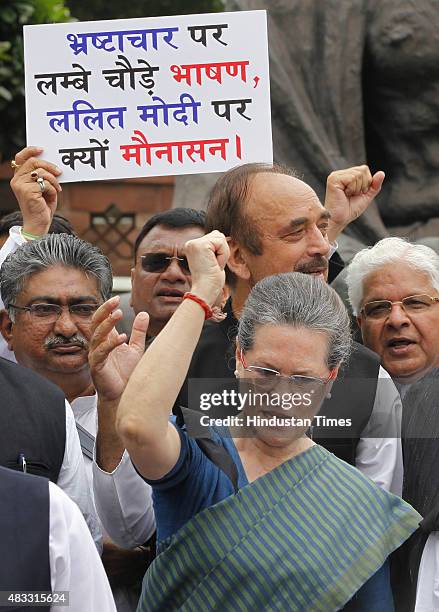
top-left (234, 435), bottom-right (314, 481)
top-left (42, 369), bottom-right (95, 403)
top-left (146, 318), bottom-right (166, 341)
top-left (394, 364), bottom-right (436, 387)
top-left (229, 281), bottom-right (251, 320)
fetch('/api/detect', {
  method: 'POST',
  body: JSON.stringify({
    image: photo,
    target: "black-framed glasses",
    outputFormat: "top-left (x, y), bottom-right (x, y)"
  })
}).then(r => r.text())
top-left (361, 294), bottom-right (439, 319)
top-left (140, 253), bottom-right (190, 274)
top-left (239, 350), bottom-right (334, 392)
top-left (9, 303), bottom-right (99, 323)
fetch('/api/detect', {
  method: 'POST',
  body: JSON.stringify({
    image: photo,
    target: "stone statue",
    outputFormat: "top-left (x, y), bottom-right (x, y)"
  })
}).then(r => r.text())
top-left (174, 0), bottom-right (439, 247)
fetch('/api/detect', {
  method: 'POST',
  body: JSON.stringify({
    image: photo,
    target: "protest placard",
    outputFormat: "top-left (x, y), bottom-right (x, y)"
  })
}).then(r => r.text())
top-left (24, 10), bottom-right (272, 182)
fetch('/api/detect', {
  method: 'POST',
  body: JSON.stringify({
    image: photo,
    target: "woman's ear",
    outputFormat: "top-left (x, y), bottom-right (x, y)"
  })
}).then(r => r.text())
top-left (235, 340), bottom-right (243, 377)
top-left (328, 366), bottom-right (339, 381)
top-left (227, 238), bottom-right (251, 282)
top-left (325, 367), bottom-right (339, 399)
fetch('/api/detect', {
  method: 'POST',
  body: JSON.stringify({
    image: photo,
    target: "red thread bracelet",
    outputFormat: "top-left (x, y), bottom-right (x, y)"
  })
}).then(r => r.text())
top-left (183, 292), bottom-right (213, 320)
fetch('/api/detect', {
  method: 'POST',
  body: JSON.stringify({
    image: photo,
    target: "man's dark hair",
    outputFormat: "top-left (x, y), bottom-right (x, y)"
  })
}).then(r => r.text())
top-left (205, 162), bottom-right (298, 285)
top-left (0, 211), bottom-right (75, 237)
top-left (134, 207), bottom-right (206, 259)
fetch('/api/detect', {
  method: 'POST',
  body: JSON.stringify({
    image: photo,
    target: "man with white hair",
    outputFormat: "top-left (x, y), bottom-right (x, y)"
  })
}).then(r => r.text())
top-left (347, 237), bottom-right (439, 385)
top-left (346, 236), bottom-right (439, 612)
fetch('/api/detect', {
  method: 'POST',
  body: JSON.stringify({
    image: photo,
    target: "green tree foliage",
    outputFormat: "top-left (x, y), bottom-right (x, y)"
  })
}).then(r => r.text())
top-left (0, 0), bottom-right (73, 160)
top-left (66, 0), bottom-right (224, 22)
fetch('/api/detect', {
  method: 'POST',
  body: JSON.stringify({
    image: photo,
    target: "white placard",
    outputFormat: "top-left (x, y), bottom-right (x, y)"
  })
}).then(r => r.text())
top-left (24, 10), bottom-right (272, 182)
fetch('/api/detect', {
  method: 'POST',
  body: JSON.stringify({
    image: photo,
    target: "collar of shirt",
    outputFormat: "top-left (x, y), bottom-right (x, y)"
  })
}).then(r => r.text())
top-left (71, 393), bottom-right (98, 436)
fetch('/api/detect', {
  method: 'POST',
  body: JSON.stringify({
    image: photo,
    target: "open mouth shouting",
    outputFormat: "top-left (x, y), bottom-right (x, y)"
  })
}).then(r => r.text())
top-left (386, 336), bottom-right (417, 356)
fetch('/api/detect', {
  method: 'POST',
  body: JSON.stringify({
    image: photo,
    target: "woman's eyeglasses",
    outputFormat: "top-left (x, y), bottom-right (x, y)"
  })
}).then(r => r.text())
top-left (141, 253), bottom-right (191, 274)
top-left (239, 350), bottom-right (335, 392)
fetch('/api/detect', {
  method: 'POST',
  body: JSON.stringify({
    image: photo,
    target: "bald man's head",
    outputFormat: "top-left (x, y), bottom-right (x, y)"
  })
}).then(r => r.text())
top-left (206, 163), bottom-right (331, 286)
top-left (206, 163), bottom-right (297, 256)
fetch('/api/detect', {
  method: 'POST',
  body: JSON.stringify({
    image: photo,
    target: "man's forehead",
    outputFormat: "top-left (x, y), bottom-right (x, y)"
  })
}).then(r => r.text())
top-left (19, 265), bottom-right (100, 298)
top-left (362, 264), bottom-right (436, 300)
top-left (137, 224), bottom-right (204, 253)
top-left (246, 172), bottom-right (324, 221)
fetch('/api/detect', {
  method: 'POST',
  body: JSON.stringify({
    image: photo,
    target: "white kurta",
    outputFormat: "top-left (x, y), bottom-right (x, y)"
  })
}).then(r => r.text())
top-left (415, 532), bottom-right (439, 612)
top-left (61, 400), bottom-right (102, 551)
top-left (72, 394), bottom-right (155, 549)
top-left (49, 480), bottom-right (116, 612)
top-left (72, 395), bottom-right (155, 612)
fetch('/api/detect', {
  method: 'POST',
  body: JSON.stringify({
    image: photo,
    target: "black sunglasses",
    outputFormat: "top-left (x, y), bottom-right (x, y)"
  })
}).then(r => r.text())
top-left (140, 253), bottom-right (191, 274)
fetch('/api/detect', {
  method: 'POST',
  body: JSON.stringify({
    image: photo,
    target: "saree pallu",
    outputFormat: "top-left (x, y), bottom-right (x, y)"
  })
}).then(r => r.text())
top-left (138, 446), bottom-right (420, 612)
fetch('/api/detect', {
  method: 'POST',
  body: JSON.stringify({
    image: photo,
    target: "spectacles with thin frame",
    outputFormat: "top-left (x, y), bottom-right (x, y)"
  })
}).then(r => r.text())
top-left (9, 303), bottom-right (99, 323)
top-left (361, 294), bottom-right (439, 319)
top-left (140, 253), bottom-right (190, 274)
top-left (239, 350), bottom-right (335, 391)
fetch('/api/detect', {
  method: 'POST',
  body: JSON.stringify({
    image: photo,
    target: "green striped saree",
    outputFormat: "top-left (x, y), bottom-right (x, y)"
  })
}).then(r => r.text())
top-left (138, 446), bottom-right (420, 611)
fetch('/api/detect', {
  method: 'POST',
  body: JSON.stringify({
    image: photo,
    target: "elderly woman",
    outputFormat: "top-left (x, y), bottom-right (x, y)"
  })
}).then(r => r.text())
top-left (117, 231), bottom-right (420, 611)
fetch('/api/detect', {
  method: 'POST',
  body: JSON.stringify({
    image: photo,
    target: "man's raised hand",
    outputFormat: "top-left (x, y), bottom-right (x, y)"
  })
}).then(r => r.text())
top-left (89, 296), bottom-right (149, 402)
top-left (325, 165), bottom-right (385, 242)
top-left (10, 146), bottom-right (62, 236)
top-left (184, 230), bottom-right (229, 307)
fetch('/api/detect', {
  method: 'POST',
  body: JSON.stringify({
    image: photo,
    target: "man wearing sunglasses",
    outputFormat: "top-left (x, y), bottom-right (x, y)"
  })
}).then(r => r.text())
top-left (347, 237), bottom-right (439, 611)
top-left (129, 208), bottom-right (206, 341)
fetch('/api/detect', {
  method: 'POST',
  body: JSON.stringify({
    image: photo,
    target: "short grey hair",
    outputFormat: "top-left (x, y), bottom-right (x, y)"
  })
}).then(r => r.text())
top-left (238, 272), bottom-right (352, 369)
top-left (346, 237), bottom-right (439, 316)
top-left (0, 233), bottom-right (112, 320)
